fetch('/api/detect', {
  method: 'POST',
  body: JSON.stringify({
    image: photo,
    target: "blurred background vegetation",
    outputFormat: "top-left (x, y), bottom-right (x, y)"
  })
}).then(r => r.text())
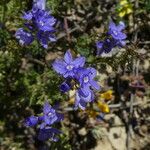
top-left (0, 0), bottom-right (150, 149)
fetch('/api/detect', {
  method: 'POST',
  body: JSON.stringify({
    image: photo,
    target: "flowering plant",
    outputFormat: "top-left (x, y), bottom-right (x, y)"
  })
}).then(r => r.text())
top-left (15, 0), bottom-right (56, 48)
top-left (25, 101), bottom-right (63, 141)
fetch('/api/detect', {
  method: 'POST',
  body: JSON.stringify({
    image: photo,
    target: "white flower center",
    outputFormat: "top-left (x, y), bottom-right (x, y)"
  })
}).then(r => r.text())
top-left (48, 112), bottom-right (52, 116)
top-left (26, 33), bottom-right (31, 37)
top-left (113, 30), bottom-right (118, 35)
top-left (84, 76), bottom-right (89, 83)
top-left (39, 21), bottom-right (44, 26)
top-left (16, 36), bottom-right (20, 39)
top-left (20, 40), bottom-right (24, 45)
top-left (66, 65), bottom-right (73, 70)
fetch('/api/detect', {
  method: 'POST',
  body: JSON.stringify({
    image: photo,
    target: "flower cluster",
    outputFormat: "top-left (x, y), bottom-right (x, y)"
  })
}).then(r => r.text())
top-left (96, 21), bottom-right (126, 55)
top-left (15, 0), bottom-right (56, 48)
top-left (25, 102), bottom-right (63, 141)
top-left (52, 50), bottom-right (100, 110)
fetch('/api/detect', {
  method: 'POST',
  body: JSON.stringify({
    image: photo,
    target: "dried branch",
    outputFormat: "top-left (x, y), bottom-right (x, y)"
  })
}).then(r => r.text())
top-left (61, 100), bottom-right (150, 112)
top-left (57, 26), bottom-right (80, 40)
top-left (64, 17), bottom-right (71, 43)
top-left (26, 57), bottom-right (45, 66)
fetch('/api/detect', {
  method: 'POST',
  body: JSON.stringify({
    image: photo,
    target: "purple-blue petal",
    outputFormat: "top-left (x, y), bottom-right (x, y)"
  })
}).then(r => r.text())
top-left (78, 100), bottom-right (87, 110)
top-left (35, 10), bottom-right (56, 32)
top-left (38, 128), bottom-right (52, 141)
top-left (15, 28), bottom-right (34, 45)
top-left (44, 115), bottom-right (57, 125)
top-left (64, 50), bottom-right (73, 64)
top-left (89, 67), bottom-right (97, 79)
top-left (33, 0), bottom-right (46, 10)
top-left (90, 80), bottom-right (100, 90)
top-left (117, 21), bottom-right (125, 31)
top-left (79, 87), bottom-right (91, 97)
top-left (56, 113), bottom-right (64, 122)
top-left (49, 35), bottom-right (56, 42)
top-left (118, 40), bottom-right (126, 47)
top-left (75, 90), bottom-right (91, 110)
top-left (63, 71), bottom-right (75, 78)
top-left (72, 57), bottom-right (85, 68)
top-left (112, 32), bottom-right (126, 40)
top-left (22, 11), bottom-right (33, 20)
top-left (38, 128), bottom-right (61, 141)
top-left (52, 59), bottom-right (67, 75)
top-left (37, 32), bottom-right (49, 48)
top-left (40, 122), bottom-right (46, 129)
top-left (60, 80), bottom-right (71, 93)
top-left (96, 41), bottom-right (104, 55)
top-left (43, 101), bottom-right (52, 114)
top-left (24, 116), bottom-right (38, 127)
top-left (109, 21), bottom-right (116, 30)
top-left (75, 92), bottom-right (80, 109)
top-left (96, 41), bottom-right (103, 49)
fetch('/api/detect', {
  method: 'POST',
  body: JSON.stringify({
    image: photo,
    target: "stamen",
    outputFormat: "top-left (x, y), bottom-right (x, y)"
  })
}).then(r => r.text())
top-left (66, 65), bottom-right (73, 70)
top-left (113, 30), bottom-right (118, 35)
top-left (84, 76), bottom-right (89, 83)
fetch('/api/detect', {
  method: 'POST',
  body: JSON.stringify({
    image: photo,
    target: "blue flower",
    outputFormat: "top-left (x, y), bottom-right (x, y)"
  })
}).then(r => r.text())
top-left (39, 102), bottom-right (63, 128)
top-left (96, 21), bottom-right (126, 56)
top-left (108, 21), bottom-right (126, 40)
top-left (52, 50), bottom-right (101, 110)
top-left (16, 0), bottom-right (56, 48)
top-left (24, 102), bottom-right (63, 141)
top-left (24, 116), bottom-right (38, 127)
top-left (78, 67), bottom-right (100, 91)
top-left (38, 127), bottom-right (62, 142)
top-left (37, 30), bottom-right (56, 49)
top-left (60, 78), bottom-right (72, 93)
top-left (52, 50), bottom-right (86, 78)
top-left (15, 28), bottom-right (34, 45)
top-left (75, 87), bottom-right (94, 110)
top-left (96, 38), bottom-right (117, 55)
top-left (73, 67), bottom-right (100, 110)
top-left (33, 9), bottom-right (56, 32)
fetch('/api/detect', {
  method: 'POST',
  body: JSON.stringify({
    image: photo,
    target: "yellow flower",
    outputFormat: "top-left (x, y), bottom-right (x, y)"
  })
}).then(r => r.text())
top-left (100, 90), bottom-right (113, 100)
top-left (117, 0), bottom-right (133, 17)
top-left (119, 11), bottom-right (126, 17)
top-left (86, 109), bottom-right (99, 118)
top-left (119, 7), bottom-right (132, 17)
top-left (97, 101), bottom-right (110, 113)
top-left (127, 8), bottom-right (132, 13)
top-left (120, 0), bottom-right (128, 6)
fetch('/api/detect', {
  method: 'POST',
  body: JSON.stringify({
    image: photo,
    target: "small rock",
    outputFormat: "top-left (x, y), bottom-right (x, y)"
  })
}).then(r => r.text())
top-left (78, 128), bottom-right (87, 136)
